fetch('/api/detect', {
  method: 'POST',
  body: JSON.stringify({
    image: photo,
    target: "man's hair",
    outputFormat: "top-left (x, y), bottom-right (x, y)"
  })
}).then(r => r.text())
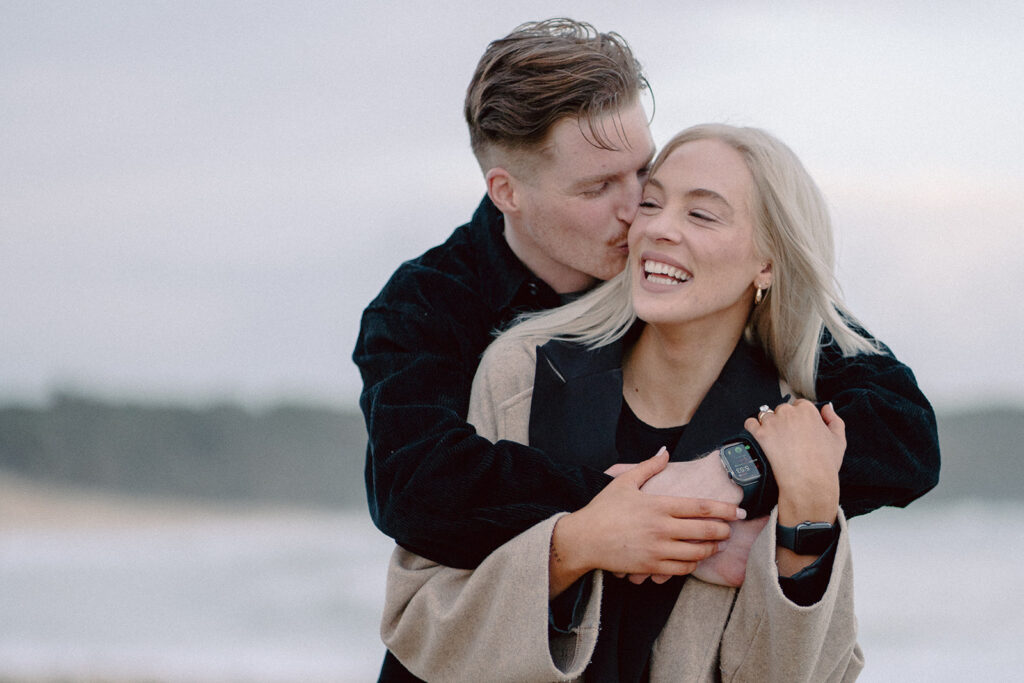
top-left (465, 18), bottom-right (649, 169)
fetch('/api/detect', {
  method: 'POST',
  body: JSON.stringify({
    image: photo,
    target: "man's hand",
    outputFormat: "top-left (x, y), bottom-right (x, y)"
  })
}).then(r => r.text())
top-left (549, 448), bottom-right (744, 598)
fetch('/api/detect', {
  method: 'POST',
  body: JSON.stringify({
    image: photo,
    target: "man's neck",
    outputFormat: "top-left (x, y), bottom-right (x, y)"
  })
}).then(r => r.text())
top-left (502, 223), bottom-right (596, 295)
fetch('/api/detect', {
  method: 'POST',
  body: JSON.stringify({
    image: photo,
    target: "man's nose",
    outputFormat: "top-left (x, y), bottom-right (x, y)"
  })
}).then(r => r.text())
top-left (616, 176), bottom-right (644, 224)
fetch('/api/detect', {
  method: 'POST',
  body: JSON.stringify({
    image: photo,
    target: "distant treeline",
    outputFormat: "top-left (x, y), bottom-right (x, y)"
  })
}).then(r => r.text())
top-left (0, 393), bottom-right (368, 509)
top-left (0, 394), bottom-right (1020, 507)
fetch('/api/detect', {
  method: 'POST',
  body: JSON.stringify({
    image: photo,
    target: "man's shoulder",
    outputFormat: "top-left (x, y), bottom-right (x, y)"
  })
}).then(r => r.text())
top-left (368, 197), bottom-right (506, 308)
top-left (387, 223), bottom-right (479, 286)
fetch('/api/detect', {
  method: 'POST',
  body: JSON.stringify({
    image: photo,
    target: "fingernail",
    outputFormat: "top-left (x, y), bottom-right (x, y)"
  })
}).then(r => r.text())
top-left (657, 446), bottom-right (668, 456)
top-left (737, 508), bottom-right (747, 519)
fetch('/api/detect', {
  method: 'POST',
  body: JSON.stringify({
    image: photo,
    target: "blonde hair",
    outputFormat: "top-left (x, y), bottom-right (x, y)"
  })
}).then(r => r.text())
top-left (496, 124), bottom-right (879, 399)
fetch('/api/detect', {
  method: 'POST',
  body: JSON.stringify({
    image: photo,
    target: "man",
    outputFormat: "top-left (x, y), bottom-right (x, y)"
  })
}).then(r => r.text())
top-left (354, 18), bottom-right (938, 679)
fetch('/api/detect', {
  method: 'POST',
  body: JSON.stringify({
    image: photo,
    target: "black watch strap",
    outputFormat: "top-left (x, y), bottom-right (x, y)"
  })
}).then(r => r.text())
top-left (776, 520), bottom-right (838, 555)
top-left (736, 477), bottom-right (760, 512)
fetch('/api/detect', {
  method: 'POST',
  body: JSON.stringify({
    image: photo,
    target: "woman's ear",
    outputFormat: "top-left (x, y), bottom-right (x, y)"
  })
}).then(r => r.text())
top-left (485, 167), bottom-right (517, 214)
top-left (755, 261), bottom-right (773, 290)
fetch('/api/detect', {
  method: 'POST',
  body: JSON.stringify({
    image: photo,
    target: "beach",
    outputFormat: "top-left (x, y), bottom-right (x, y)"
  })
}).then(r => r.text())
top-left (1, 474), bottom-right (1021, 681)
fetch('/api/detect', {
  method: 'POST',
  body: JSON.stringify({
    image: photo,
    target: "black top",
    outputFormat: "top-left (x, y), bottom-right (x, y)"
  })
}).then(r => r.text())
top-left (616, 398), bottom-right (688, 459)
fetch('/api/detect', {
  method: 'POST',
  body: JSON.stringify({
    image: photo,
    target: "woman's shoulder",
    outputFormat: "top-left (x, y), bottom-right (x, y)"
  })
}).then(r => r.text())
top-left (474, 333), bottom-right (545, 394)
top-left (469, 333), bottom-right (550, 442)
top-left (480, 332), bottom-right (545, 370)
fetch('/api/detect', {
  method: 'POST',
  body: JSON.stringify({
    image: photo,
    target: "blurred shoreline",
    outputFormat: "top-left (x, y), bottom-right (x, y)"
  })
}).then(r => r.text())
top-left (0, 470), bottom-right (332, 531)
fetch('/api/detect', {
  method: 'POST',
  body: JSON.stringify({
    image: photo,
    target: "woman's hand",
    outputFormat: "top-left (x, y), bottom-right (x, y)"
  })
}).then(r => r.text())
top-left (743, 400), bottom-right (845, 575)
top-left (549, 448), bottom-right (745, 598)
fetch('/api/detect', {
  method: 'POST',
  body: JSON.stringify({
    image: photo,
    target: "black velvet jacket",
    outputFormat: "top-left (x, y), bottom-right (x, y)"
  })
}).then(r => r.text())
top-left (353, 195), bottom-right (941, 570)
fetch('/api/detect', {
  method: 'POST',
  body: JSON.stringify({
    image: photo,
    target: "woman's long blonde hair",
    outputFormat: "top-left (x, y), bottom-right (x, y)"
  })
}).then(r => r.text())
top-left (496, 124), bottom-right (879, 399)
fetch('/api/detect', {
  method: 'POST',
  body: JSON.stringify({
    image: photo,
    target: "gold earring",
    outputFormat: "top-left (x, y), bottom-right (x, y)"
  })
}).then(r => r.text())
top-left (755, 287), bottom-right (766, 305)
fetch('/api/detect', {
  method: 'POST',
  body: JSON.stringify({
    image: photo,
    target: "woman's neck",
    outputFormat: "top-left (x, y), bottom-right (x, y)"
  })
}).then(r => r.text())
top-left (621, 319), bottom-right (746, 428)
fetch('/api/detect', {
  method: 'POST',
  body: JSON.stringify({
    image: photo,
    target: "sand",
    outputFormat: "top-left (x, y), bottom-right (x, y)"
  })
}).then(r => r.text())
top-left (0, 471), bottom-right (281, 530)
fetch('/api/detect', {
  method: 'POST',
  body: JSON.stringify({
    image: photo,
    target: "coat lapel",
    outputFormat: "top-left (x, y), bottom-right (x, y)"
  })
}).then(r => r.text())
top-left (672, 339), bottom-right (783, 459)
top-left (528, 331), bottom-right (783, 468)
top-left (529, 339), bottom-right (625, 470)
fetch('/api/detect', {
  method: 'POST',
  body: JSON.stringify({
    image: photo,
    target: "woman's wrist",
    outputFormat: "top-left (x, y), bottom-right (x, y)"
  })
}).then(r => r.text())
top-left (776, 489), bottom-right (838, 528)
top-left (775, 486), bottom-right (838, 577)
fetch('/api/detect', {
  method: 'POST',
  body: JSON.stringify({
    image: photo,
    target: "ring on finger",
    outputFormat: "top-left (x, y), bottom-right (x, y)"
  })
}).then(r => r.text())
top-left (756, 404), bottom-right (774, 425)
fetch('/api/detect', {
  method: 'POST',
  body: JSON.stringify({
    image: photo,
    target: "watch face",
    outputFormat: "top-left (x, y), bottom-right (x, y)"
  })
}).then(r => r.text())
top-left (793, 522), bottom-right (837, 555)
top-left (721, 442), bottom-right (761, 485)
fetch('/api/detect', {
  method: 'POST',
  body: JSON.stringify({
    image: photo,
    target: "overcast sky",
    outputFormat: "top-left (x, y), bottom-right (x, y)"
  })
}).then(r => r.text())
top-left (2, 1), bottom-right (1021, 411)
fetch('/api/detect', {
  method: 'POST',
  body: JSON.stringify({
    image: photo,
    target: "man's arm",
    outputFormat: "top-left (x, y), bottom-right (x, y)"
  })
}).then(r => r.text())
top-left (815, 331), bottom-right (940, 517)
top-left (355, 283), bottom-right (608, 569)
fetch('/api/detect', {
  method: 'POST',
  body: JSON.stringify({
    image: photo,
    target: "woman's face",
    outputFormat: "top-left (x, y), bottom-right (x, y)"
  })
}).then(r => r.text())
top-left (628, 137), bottom-right (771, 333)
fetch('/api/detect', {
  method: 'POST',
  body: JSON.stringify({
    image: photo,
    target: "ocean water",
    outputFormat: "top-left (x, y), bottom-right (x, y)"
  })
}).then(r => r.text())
top-left (1, 500), bottom-right (1021, 681)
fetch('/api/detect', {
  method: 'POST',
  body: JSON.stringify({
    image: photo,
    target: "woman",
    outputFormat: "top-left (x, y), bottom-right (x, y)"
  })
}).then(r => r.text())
top-left (382, 125), bottom-right (874, 681)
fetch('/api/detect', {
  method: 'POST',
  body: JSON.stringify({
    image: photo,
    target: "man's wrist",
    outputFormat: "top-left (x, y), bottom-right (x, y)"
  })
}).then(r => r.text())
top-left (549, 514), bottom-right (590, 598)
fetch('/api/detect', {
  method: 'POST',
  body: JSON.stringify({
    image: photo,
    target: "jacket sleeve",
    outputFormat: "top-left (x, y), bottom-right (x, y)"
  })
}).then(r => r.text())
top-left (816, 330), bottom-right (941, 517)
top-left (354, 275), bottom-right (609, 569)
top-left (380, 514), bottom-right (603, 683)
top-left (716, 507), bottom-right (863, 682)
top-left (648, 508), bottom-right (863, 682)
top-left (380, 340), bottom-right (603, 681)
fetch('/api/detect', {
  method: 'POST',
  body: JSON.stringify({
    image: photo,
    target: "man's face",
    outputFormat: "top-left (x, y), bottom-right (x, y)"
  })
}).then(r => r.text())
top-left (503, 102), bottom-right (655, 294)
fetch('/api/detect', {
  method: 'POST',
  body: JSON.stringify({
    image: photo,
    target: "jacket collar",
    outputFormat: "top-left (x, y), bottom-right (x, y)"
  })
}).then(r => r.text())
top-left (529, 326), bottom-right (782, 470)
top-left (469, 194), bottom-right (561, 321)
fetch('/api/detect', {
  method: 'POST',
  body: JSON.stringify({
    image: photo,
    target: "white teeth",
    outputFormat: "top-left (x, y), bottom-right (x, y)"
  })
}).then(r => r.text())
top-left (643, 260), bottom-right (690, 284)
top-left (647, 274), bottom-right (679, 285)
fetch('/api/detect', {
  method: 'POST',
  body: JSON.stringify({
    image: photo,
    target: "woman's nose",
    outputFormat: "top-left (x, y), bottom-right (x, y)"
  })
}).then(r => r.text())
top-left (638, 210), bottom-right (681, 243)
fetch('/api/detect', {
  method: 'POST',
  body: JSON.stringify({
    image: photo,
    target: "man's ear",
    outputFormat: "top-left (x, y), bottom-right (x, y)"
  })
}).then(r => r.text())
top-left (486, 167), bottom-right (518, 214)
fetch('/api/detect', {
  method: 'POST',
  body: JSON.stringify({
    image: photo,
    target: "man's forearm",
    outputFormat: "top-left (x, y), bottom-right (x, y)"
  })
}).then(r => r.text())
top-left (816, 346), bottom-right (940, 515)
top-left (365, 414), bottom-right (608, 568)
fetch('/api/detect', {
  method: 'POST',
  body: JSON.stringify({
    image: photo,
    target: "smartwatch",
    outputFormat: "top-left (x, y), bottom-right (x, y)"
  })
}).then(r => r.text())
top-left (717, 431), bottom-right (778, 517)
top-left (776, 521), bottom-right (838, 555)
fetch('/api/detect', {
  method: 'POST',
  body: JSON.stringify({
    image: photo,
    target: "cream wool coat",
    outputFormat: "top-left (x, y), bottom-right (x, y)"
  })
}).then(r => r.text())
top-left (382, 335), bottom-right (864, 682)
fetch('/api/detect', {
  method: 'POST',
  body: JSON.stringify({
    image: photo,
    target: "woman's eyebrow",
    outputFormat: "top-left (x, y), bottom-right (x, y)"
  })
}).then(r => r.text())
top-left (685, 188), bottom-right (730, 205)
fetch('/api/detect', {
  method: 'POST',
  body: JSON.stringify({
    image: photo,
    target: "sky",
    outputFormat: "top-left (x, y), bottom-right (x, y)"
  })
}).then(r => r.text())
top-left (2, 1), bottom-right (1022, 412)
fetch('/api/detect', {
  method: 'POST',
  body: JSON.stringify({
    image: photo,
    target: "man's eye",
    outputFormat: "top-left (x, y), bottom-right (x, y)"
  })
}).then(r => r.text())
top-left (583, 183), bottom-right (609, 197)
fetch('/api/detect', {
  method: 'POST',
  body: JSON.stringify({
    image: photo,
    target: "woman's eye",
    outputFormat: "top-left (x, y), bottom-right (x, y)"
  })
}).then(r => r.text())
top-left (690, 210), bottom-right (715, 221)
top-left (639, 200), bottom-right (659, 209)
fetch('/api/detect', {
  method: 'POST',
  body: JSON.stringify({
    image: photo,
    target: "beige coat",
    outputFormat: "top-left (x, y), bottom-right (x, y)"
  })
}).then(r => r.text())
top-left (382, 335), bottom-right (864, 682)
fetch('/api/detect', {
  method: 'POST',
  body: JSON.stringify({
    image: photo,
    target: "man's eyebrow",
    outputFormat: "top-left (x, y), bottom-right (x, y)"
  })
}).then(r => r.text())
top-left (640, 150), bottom-right (656, 172)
